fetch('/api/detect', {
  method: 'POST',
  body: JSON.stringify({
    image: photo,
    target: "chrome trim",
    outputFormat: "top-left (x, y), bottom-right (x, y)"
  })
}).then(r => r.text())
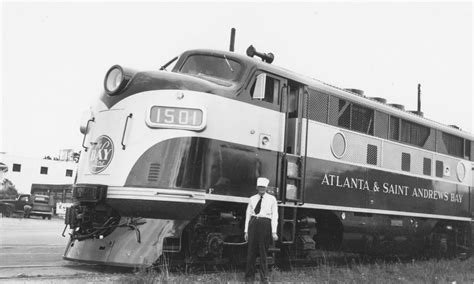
top-left (205, 193), bottom-right (472, 222)
top-left (107, 186), bottom-right (205, 204)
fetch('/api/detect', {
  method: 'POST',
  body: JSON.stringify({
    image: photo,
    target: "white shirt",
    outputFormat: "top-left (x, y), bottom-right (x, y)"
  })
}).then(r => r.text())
top-left (244, 192), bottom-right (278, 234)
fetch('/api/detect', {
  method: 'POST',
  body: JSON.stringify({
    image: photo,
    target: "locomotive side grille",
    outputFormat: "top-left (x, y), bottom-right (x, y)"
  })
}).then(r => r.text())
top-left (374, 111), bottom-right (389, 139)
top-left (328, 96), bottom-right (340, 126)
top-left (366, 144), bottom-right (378, 165)
top-left (306, 91), bottom-right (329, 123)
top-left (390, 116), bottom-right (400, 140)
top-left (148, 163), bottom-right (161, 182)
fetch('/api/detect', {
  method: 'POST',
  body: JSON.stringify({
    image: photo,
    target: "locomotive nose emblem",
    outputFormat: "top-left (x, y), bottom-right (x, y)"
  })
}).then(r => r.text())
top-left (89, 135), bottom-right (114, 174)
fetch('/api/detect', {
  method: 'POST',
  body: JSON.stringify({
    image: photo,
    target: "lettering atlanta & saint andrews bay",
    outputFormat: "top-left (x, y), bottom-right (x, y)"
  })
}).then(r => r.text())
top-left (321, 174), bottom-right (463, 203)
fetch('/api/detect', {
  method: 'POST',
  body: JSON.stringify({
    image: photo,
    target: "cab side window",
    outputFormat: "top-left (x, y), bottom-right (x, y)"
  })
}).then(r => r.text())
top-left (250, 73), bottom-right (280, 104)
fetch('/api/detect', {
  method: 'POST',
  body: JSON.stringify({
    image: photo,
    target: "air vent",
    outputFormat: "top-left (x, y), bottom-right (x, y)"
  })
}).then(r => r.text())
top-left (389, 104), bottom-right (405, 111)
top-left (401, 153), bottom-right (411, 172)
top-left (435, 161), bottom-right (443, 178)
top-left (423, 158), bottom-right (431, 176)
top-left (148, 163), bottom-right (161, 182)
top-left (344, 88), bottom-right (364, 96)
top-left (366, 144), bottom-right (378, 165)
top-left (370, 97), bottom-right (387, 104)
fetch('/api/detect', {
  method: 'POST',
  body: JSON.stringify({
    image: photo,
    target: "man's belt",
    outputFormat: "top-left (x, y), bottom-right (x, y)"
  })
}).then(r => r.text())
top-left (251, 215), bottom-right (271, 220)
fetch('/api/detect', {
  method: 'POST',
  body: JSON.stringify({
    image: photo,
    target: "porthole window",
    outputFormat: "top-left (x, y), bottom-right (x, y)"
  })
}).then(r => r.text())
top-left (331, 132), bottom-right (346, 158)
top-left (456, 162), bottom-right (466, 182)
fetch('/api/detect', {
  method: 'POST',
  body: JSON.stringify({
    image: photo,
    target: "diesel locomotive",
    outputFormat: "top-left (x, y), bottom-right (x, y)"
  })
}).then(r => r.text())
top-left (63, 39), bottom-right (474, 267)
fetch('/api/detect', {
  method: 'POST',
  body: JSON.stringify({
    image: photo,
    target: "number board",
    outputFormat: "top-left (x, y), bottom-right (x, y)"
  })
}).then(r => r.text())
top-left (146, 106), bottom-right (206, 131)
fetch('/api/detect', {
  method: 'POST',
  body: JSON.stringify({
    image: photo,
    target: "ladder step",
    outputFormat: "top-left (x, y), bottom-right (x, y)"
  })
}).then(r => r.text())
top-left (268, 247), bottom-right (280, 253)
top-left (256, 256), bottom-right (275, 265)
top-left (287, 177), bottom-right (302, 180)
top-left (285, 199), bottom-right (302, 203)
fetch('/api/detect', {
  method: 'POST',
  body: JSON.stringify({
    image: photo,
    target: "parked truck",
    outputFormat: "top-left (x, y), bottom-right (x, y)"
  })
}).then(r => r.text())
top-left (0, 194), bottom-right (53, 219)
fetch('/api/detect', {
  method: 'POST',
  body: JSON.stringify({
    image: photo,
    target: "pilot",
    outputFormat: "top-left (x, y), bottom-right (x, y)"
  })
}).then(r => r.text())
top-left (244, 177), bottom-right (279, 283)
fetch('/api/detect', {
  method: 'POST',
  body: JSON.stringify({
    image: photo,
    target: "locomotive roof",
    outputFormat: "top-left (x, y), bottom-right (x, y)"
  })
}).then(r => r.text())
top-left (182, 49), bottom-right (473, 140)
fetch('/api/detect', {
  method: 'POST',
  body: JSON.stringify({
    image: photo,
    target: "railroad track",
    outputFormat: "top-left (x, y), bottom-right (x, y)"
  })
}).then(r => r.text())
top-left (0, 242), bottom-right (468, 282)
top-left (0, 262), bottom-right (132, 281)
top-left (0, 244), bottom-right (132, 281)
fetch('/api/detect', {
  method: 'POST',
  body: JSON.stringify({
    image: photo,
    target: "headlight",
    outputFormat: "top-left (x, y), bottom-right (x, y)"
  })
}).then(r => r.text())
top-left (104, 65), bottom-right (133, 95)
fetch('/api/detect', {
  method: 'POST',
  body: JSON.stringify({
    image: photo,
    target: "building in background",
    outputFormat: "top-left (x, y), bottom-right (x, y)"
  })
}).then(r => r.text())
top-left (0, 152), bottom-right (77, 213)
top-left (58, 149), bottom-right (75, 162)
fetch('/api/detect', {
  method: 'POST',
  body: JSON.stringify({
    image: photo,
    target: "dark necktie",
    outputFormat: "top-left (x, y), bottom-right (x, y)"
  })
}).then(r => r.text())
top-left (254, 195), bottom-right (263, 214)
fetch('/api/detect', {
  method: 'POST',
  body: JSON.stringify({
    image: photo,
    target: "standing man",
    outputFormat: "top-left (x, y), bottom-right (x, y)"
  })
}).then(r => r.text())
top-left (244, 177), bottom-right (279, 282)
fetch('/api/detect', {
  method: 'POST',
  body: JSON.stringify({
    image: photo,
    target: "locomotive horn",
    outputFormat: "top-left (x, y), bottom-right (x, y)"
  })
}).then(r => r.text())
top-left (246, 45), bottom-right (274, 64)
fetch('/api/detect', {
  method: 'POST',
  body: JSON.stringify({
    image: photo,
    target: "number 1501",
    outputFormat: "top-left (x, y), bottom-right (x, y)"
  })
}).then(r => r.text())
top-left (151, 106), bottom-right (203, 126)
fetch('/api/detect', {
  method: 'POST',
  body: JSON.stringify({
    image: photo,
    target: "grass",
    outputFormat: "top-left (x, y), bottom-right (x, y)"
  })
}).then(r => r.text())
top-left (115, 257), bottom-right (474, 283)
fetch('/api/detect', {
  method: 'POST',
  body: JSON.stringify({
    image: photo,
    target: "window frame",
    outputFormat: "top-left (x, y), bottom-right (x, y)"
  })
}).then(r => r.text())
top-left (40, 166), bottom-right (48, 175)
top-left (178, 54), bottom-right (244, 83)
top-left (334, 99), bottom-right (374, 135)
top-left (246, 70), bottom-right (285, 110)
top-left (437, 131), bottom-right (464, 158)
top-left (12, 163), bottom-right (21, 172)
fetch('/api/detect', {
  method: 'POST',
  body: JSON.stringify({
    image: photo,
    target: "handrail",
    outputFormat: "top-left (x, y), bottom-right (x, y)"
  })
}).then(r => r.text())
top-left (155, 192), bottom-right (195, 198)
top-left (121, 113), bottom-right (133, 150)
top-left (300, 89), bottom-right (310, 206)
top-left (81, 117), bottom-right (95, 152)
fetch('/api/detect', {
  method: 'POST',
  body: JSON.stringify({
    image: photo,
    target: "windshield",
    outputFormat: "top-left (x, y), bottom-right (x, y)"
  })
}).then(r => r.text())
top-left (179, 55), bottom-right (243, 83)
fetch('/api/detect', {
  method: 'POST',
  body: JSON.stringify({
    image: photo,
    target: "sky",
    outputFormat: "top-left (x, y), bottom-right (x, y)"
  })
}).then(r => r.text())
top-left (1, 1), bottom-right (473, 158)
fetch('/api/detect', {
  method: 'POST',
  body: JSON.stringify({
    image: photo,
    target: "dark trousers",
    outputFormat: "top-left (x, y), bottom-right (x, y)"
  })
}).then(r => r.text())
top-left (245, 216), bottom-right (271, 281)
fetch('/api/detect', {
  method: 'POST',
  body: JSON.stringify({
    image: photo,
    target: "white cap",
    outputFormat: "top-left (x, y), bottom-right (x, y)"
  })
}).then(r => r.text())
top-left (256, 177), bottom-right (270, 187)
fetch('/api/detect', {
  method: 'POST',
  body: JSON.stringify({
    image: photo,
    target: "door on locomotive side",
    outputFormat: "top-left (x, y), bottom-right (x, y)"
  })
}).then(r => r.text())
top-left (249, 72), bottom-right (287, 197)
top-left (249, 71), bottom-right (308, 204)
top-left (277, 79), bottom-right (309, 244)
top-left (471, 162), bottom-right (474, 218)
top-left (278, 80), bottom-right (308, 205)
